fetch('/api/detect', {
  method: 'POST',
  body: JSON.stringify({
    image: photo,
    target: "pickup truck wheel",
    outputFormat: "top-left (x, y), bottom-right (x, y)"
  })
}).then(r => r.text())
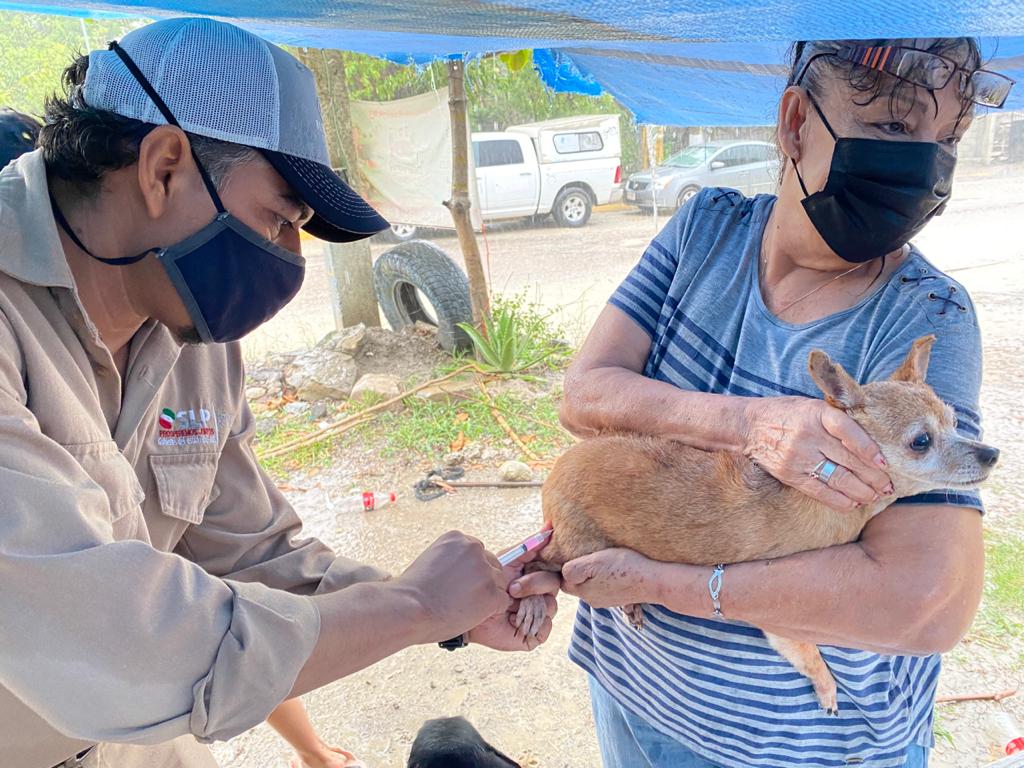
top-left (380, 222), bottom-right (419, 243)
top-left (373, 241), bottom-right (474, 353)
top-left (553, 187), bottom-right (592, 228)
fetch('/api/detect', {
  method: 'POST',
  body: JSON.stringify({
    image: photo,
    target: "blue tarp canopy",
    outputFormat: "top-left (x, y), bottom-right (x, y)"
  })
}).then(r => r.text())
top-left (3, 1), bottom-right (1024, 125)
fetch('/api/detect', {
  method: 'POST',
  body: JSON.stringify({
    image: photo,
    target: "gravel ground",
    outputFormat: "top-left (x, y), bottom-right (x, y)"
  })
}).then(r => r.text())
top-left (218, 162), bottom-right (1024, 768)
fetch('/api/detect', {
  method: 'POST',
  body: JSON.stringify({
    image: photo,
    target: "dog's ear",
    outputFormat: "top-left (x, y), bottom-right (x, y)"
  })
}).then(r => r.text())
top-left (808, 350), bottom-right (865, 410)
top-left (890, 335), bottom-right (936, 383)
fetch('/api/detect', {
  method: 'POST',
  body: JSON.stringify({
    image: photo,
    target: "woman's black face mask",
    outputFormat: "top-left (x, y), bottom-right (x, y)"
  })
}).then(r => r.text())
top-left (792, 96), bottom-right (956, 264)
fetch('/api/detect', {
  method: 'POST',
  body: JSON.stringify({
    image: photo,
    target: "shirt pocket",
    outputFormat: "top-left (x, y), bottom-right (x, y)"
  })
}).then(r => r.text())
top-left (149, 452), bottom-right (221, 525)
top-left (61, 440), bottom-right (145, 538)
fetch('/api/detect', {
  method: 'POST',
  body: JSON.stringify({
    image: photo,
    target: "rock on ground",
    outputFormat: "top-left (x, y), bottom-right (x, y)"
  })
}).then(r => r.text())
top-left (351, 373), bottom-right (402, 401)
top-left (499, 460), bottom-right (534, 482)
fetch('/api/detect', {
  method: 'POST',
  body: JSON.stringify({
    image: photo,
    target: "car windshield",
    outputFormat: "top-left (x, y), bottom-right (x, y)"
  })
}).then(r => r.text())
top-left (662, 145), bottom-right (714, 168)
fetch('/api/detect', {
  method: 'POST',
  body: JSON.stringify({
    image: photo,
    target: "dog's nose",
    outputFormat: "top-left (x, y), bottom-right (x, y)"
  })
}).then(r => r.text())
top-left (976, 445), bottom-right (1000, 467)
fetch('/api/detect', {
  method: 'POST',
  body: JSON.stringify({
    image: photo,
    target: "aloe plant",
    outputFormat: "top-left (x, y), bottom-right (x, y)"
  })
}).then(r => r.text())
top-left (458, 305), bottom-right (555, 373)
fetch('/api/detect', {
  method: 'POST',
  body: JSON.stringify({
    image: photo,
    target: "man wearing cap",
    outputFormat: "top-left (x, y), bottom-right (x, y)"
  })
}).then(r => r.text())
top-left (0, 18), bottom-right (560, 768)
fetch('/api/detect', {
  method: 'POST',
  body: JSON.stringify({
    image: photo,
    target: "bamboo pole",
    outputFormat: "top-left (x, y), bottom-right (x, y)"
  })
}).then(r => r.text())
top-left (444, 58), bottom-right (490, 325)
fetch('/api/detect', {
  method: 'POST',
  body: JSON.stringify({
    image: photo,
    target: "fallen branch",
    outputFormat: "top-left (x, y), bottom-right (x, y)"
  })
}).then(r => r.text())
top-left (477, 379), bottom-right (541, 462)
top-left (257, 365), bottom-right (476, 460)
top-left (259, 414), bottom-right (377, 460)
top-left (468, 393), bottom-right (579, 444)
top-left (935, 688), bottom-right (1018, 705)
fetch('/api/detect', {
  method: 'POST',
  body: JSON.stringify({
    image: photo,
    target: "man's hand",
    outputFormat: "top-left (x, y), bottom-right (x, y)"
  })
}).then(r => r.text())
top-left (470, 551), bottom-right (561, 651)
top-left (395, 531), bottom-right (511, 644)
top-left (561, 548), bottom-right (665, 608)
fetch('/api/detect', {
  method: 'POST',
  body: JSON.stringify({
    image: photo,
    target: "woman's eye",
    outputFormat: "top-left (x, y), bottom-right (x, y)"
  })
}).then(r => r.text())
top-left (877, 121), bottom-right (909, 135)
top-left (910, 433), bottom-right (932, 452)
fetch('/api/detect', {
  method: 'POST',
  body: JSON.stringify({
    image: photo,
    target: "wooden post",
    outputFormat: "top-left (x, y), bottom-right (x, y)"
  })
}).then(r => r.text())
top-left (296, 48), bottom-right (381, 329)
top-left (444, 57), bottom-right (490, 325)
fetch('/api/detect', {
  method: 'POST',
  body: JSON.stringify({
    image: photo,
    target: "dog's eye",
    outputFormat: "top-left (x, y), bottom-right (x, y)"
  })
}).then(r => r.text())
top-left (910, 433), bottom-right (932, 452)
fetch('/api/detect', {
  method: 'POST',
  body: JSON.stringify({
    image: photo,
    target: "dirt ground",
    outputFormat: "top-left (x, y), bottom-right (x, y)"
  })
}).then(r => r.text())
top-left (216, 163), bottom-right (1024, 768)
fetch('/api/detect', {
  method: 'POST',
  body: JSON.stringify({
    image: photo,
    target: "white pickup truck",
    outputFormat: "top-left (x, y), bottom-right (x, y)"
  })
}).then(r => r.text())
top-left (387, 114), bottom-right (622, 240)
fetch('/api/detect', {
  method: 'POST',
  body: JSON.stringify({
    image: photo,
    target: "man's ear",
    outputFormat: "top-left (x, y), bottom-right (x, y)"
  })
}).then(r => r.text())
top-left (808, 349), bottom-right (865, 410)
top-left (891, 335), bottom-right (936, 384)
top-left (135, 125), bottom-right (193, 219)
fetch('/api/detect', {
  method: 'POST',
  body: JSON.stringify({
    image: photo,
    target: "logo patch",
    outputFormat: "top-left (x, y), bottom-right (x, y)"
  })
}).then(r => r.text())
top-left (157, 406), bottom-right (219, 447)
top-left (158, 408), bottom-right (176, 430)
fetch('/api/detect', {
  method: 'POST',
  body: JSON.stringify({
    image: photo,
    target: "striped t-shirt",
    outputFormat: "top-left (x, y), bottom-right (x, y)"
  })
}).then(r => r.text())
top-left (569, 188), bottom-right (984, 768)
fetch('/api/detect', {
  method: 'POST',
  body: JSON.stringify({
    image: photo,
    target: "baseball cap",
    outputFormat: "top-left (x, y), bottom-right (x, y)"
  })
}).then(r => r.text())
top-left (82, 17), bottom-right (388, 243)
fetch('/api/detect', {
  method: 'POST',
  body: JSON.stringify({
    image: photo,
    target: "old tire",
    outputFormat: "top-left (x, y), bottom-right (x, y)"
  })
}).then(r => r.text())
top-left (552, 186), bottom-right (592, 228)
top-left (373, 241), bottom-right (474, 353)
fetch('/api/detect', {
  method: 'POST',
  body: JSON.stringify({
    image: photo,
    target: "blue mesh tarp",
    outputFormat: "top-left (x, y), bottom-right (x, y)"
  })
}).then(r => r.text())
top-left (3, 0), bottom-right (1023, 124)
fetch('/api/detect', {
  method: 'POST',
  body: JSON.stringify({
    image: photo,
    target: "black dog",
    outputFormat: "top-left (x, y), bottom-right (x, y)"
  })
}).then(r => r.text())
top-left (0, 108), bottom-right (40, 170)
top-left (408, 717), bottom-right (520, 768)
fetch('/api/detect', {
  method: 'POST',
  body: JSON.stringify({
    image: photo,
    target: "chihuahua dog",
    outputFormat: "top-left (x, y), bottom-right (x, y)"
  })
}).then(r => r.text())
top-left (519, 335), bottom-right (998, 713)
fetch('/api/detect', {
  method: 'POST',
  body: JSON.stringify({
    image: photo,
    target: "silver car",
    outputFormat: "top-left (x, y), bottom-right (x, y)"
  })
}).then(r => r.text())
top-left (624, 141), bottom-right (781, 211)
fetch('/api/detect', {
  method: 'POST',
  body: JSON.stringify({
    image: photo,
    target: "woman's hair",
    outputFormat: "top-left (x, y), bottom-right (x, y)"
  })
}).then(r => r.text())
top-left (39, 54), bottom-right (257, 195)
top-left (787, 38), bottom-right (982, 121)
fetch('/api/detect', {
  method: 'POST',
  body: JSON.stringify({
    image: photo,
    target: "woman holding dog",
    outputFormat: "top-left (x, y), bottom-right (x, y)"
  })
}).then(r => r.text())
top-left (552, 37), bottom-right (1010, 767)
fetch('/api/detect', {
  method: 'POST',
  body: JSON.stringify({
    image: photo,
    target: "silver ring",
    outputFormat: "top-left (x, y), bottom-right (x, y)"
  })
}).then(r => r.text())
top-left (810, 459), bottom-right (839, 484)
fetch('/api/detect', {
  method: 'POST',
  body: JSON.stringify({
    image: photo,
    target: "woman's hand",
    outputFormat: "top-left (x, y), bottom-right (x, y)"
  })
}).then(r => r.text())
top-left (561, 548), bottom-right (665, 608)
top-left (743, 396), bottom-right (893, 511)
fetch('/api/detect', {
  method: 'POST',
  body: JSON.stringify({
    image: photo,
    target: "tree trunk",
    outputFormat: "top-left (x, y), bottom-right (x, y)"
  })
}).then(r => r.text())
top-left (444, 58), bottom-right (490, 325)
top-left (295, 48), bottom-right (380, 329)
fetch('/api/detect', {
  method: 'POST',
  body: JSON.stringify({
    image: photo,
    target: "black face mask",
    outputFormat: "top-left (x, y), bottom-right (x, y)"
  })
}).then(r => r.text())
top-left (793, 97), bottom-right (956, 263)
top-left (50, 42), bottom-right (305, 344)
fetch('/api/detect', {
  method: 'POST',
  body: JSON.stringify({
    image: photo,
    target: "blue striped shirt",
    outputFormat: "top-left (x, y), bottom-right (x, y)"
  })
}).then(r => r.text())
top-left (569, 188), bottom-right (984, 768)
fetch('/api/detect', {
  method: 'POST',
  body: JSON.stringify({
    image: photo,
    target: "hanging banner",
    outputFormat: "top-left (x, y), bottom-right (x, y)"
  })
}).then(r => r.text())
top-left (350, 87), bottom-right (481, 230)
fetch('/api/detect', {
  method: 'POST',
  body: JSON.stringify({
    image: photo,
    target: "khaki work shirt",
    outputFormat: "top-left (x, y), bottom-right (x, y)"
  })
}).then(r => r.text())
top-left (0, 152), bottom-right (385, 768)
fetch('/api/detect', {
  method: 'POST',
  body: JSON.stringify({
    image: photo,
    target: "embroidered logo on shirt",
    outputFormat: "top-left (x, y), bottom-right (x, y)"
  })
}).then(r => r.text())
top-left (158, 408), bottom-right (175, 430)
top-left (157, 406), bottom-right (219, 447)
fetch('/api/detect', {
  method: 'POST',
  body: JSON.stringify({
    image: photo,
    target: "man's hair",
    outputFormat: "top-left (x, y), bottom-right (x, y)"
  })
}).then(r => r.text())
top-left (0, 108), bottom-right (41, 169)
top-left (39, 54), bottom-right (257, 195)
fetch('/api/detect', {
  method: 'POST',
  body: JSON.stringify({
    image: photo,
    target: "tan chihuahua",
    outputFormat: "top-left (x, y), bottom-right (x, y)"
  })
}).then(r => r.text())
top-left (522, 335), bottom-right (998, 713)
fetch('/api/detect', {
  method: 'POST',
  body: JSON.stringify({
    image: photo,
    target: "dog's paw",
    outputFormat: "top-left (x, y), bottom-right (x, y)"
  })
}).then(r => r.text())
top-left (623, 604), bottom-right (645, 630)
top-left (513, 594), bottom-right (548, 639)
top-left (814, 679), bottom-right (839, 716)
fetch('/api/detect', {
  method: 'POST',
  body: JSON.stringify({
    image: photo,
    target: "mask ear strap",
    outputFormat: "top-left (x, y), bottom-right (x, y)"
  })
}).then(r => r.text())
top-left (109, 41), bottom-right (226, 214)
top-left (790, 157), bottom-right (812, 197)
top-left (790, 91), bottom-right (838, 198)
top-left (49, 191), bottom-right (153, 265)
top-left (806, 93), bottom-right (839, 141)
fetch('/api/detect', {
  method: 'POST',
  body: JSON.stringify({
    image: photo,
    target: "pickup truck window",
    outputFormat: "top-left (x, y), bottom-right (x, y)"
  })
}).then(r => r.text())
top-left (553, 131), bottom-right (604, 154)
top-left (475, 139), bottom-right (525, 167)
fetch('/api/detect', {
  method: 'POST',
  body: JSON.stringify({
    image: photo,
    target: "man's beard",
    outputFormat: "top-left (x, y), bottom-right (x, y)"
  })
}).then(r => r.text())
top-left (172, 325), bottom-right (204, 346)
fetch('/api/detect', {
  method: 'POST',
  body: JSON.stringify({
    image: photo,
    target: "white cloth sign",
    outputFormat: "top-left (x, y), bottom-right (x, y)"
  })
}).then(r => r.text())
top-left (349, 87), bottom-right (481, 229)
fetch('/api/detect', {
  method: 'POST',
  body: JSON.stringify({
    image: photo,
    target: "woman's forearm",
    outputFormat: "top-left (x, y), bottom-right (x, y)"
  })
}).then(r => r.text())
top-left (651, 506), bottom-right (983, 656)
top-left (562, 364), bottom-right (752, 452)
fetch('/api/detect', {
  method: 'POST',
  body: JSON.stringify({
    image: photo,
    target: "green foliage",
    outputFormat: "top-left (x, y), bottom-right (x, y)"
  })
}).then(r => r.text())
top-left (309, 49), bottom-right (641, 171)
top-left (972, 533), bottom-right (1024, 654)
top-left (0, 12), bottom-right (147, 116)
top-left (371, 391), bottom-right (567, 458)
top-left (253, 413), bottom-right (337, 478)
top-left (458, 293), bottom-right (570, 374)
top-left (2, 10), bottom-right (639, 170)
